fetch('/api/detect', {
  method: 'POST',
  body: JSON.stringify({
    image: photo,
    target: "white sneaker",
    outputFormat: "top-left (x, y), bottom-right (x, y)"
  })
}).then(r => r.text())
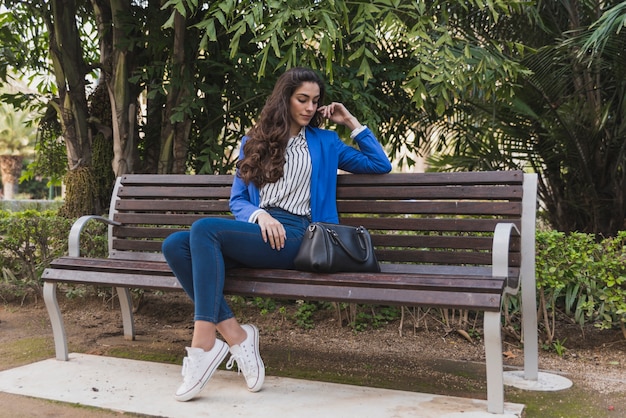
top-left (226, 324), bottom-right (265, 392)
top-left (175, 340), bottom-right (229, 401)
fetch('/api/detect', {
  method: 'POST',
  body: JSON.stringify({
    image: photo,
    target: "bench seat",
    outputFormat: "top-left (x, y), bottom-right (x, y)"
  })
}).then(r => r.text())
top-left (44, 256), bottom-right (508, 310)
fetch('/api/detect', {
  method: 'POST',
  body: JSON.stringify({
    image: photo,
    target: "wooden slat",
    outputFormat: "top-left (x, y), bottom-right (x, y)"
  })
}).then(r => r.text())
top-left (371, 234), bottom-right (520, 251)
top-left (119, 172), bottom-right (524, 188)
top-left (121, 171), bottom-right (524, 187)
top-left (109, 251), bottom-right (164, 262)
top-left (375, 249), bottom-right (491, 265)
top-left (115, 200), bottom-right (231, 212)
top-left (105, 242), bottom-right (523, 266)
top-left (118, 186), bottom-right (232, 199)
top-left (113, 213), bottom-right (232, 225)
top-left (108, 228), bottom-right (521, 252)
top-left (120, 174), bottom-right (234, 186)
top-left (111, 240), bottom-right (164, 252)
top-left (380, 263), bottom-right (518, 277)
top-left (223, 280), bottom-right (503, 311)
top-left (225, 268), bottom-right (505, 293)
top-left (335, 171), bottom-right (523, 186)
top-left (340, 217), bottom-right (521, 233)
top-left (337, 185), bottom-right (522, 200)
top-left (43, 269), bottom-right (181, 291)
top-left (337, 201), bottom-right (523, 216)
top-left (48, 257), bottom-right (170, 274)
top-left (111, 226), bottom-right (186, 239)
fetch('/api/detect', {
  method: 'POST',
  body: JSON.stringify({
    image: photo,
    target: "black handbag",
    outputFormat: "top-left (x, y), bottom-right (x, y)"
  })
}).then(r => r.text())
top-left (294, 222), bottom-right (380, 273)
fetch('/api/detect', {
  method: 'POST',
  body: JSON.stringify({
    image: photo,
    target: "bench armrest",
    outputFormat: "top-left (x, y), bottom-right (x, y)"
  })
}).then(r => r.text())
top-left (492, 222), bottom-right (521, 295)
top-left (68, 215), bottom-right (122, 257)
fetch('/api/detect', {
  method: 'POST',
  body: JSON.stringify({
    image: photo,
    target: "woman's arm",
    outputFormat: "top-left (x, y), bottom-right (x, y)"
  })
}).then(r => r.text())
top-left (229, 173), bottom-right (259, 222)
top-left (229, 140), bottom-right (286, 249)
top-left (229, 137), bottom-right (262, 222)
top-left (318, 102), bottom-right (391, 174)
top-left (336, 127), bottom-right (392, 174)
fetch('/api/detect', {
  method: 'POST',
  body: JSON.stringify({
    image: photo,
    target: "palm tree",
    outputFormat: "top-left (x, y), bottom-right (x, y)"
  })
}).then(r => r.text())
top-left (426, 1), bottom-right (626, 237)
top-left (0, 102), bottom-right (36, 199)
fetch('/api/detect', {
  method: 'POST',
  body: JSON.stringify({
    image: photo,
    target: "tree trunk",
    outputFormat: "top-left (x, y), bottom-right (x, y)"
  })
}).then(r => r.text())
top-left (0, 155), bottom-right (23, 200)
top-left (159, 9), bottom-right (192, 174)
top-left (48, 0), bottom-right (92, 171)
top-left (143, 90), bottom-right (165, 174)
top-left (95, 0), bottom-right (138, 177)
top-left (46, 0), bottom-right (95, 216)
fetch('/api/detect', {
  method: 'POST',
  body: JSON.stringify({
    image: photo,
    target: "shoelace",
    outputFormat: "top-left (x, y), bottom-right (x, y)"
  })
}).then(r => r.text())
top-left (226, 354), bottom-right (244, 375)
top-left (226, 349), bottom-right (257, 378)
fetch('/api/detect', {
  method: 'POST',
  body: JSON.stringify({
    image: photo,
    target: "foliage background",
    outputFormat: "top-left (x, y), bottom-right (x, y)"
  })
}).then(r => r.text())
top-left (4, 1), bottom-right (624, 237)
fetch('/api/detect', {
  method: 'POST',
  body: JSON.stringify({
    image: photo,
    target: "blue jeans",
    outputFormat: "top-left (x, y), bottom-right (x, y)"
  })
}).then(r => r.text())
top-left (162, 208), bottom-right (310, 323)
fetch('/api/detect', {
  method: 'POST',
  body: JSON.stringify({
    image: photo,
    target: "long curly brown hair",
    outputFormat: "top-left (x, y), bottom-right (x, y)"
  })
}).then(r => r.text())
top-left (237, 67), bottom-right (325, 187)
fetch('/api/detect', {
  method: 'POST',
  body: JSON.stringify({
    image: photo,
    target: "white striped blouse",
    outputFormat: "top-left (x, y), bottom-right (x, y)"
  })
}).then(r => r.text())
top-left (259, 127), bottom-right (312, 217)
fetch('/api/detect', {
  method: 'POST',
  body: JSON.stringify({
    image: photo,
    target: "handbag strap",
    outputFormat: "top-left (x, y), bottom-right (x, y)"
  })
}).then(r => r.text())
top-left (326, 226), bottom-right (371, 263)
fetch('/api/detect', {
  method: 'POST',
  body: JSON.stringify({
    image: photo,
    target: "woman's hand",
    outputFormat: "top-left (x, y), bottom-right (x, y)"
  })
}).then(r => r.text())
top-left (257, 212), bottom-right (286, 250)
top-left (318, 102), bottom-right (362, 131)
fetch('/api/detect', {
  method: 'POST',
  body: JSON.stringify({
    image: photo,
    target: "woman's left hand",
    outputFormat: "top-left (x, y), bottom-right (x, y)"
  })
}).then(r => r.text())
top-left (318, 102), bottom-right (362, 131)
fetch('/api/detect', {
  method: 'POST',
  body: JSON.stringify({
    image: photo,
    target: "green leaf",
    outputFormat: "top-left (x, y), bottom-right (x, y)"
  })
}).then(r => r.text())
top-left (162, 11), bottom-right (176, 29)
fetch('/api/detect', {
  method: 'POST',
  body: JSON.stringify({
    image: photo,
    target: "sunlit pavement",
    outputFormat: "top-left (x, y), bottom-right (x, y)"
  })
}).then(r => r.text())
top-left (0, 353), bottom-right (524, 417)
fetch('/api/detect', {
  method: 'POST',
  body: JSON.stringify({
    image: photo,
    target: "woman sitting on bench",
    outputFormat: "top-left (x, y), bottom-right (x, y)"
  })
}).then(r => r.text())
top-left (162, 66), bottom-right (391, 402)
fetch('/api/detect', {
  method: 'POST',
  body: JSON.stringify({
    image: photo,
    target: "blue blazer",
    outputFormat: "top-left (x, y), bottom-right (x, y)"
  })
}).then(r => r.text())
top-left (230, 126), bottom-right (392, 223)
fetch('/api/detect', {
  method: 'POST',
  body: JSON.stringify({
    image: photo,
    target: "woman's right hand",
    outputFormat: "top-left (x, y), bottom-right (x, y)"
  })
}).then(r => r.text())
top-left (317, 102), bottom-right (362, 131)
top-left (256, 212), bottom-right (286, 250)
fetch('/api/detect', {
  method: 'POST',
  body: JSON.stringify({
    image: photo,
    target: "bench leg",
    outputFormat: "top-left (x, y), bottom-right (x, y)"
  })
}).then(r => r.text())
top-left (484, 311), bottom-right (504, 414)
top-left (116, 287), bottom-right (135, 340)
top-left (521, 274), bottom-right (539, 380)
top-left (43, 282), bottom-right (69, 361)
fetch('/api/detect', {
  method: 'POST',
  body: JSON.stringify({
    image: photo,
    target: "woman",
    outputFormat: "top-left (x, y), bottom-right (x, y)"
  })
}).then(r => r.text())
top-left (162, 67), bottom-right (391, 402)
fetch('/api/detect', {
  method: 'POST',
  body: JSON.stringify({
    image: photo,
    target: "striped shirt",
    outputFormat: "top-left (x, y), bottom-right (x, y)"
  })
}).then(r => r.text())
top-left (259, 128), bottom-right (312, 217)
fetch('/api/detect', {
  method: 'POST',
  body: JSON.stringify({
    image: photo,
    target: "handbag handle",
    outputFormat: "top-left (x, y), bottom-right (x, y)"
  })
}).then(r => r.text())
top-left (326, 226), bottom-right (372, 263)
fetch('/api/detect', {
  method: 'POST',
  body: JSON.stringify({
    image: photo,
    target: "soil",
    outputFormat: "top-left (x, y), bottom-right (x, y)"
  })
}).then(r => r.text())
top-left (1, 289), bottom-right (625, 417)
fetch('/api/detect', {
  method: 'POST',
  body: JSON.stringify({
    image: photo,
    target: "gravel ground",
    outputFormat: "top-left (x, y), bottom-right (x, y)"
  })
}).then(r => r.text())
top-left (1, 291), bottom-right (625, 417)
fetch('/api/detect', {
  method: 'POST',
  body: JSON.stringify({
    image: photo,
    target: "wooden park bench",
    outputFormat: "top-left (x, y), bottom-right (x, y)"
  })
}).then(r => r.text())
top-left (42, 170), bottom-right (539, 414)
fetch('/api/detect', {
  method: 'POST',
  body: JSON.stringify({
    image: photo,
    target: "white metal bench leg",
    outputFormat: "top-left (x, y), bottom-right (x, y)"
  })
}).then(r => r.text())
top-left (521, 273), bottom-right (539, 380)
top-left (116, 287), bottom-right (135, 340)
top-left (43, 282), bottom-right (69, 361)
top-left (484, 311), bottom-right (504, 414)
top-left (521, 173), bottom-right (539, 381)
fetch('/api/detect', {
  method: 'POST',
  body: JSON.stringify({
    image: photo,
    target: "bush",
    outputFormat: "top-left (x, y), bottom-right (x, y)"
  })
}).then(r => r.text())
top-left (0, 210), bottom-right (72, 297)
top-left (0, 209), bottom-right (109, 301)
top-left (533, 230), bottom-right (626, 341)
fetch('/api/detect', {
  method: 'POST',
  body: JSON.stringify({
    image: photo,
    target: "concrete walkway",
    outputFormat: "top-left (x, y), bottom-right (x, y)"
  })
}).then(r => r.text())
top-left (0, 353), bottom-right (524, 417)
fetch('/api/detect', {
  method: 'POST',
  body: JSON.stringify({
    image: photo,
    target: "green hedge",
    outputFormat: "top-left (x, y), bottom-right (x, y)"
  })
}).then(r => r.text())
top-left (0, 200), bottom-right (63, 212)
top-left (0, 210), bottom-right (106, 298)
top-left (533, 230), bottom-right (626, 341)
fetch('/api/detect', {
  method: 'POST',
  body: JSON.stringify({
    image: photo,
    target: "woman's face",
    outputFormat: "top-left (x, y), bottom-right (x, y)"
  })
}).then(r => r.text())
top-left (289, 81), bottom-right (320, 136)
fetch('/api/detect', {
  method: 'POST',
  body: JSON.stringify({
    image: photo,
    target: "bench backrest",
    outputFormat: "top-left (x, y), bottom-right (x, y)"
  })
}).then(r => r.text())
top-left (108, 171), bottom-right (535, 280)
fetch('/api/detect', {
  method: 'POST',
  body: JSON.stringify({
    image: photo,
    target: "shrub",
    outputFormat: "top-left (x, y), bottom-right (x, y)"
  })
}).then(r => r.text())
top-left (534, 230), bottom-right (626, 341)
top-left (0, 209), bottom-right (109, 300)
top-left (0, 210), bottom-right (72, 295)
